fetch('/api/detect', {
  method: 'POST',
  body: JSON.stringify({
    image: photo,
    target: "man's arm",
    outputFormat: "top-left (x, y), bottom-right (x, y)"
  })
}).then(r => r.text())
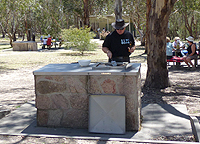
top-left (172, 42), bottom-right (176, 48)
top-left (102, 47), bottom-right (112, 58)
top-left (180, 41), bottom-right (185, 48)
top-left (189, 44), bottom-right (196, 56)
top-left (129, 45), bottom-right (136, 53)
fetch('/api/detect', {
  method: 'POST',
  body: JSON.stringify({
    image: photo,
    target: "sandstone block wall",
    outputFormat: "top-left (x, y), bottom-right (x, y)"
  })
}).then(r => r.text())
top-left (35, 74), bottom-right (141, 130)
top-left (13, 41), bottom-right (37, 51)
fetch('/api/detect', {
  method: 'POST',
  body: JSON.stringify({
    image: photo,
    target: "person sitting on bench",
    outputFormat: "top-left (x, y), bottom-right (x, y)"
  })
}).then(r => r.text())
top-left (47, 36), bottom-right (52, 50)
top-left (166, 37), bottom-right (175, 60)
top-left (183, 36), bottom-right (197, 70)
top-left (172, 37), bottom-right (185, 57)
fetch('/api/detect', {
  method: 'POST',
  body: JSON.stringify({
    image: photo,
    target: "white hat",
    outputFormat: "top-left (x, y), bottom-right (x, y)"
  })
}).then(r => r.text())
top-left (174, 37), bottom-right (180, 40)
top-left (186, 36), bottom-right (194, 42)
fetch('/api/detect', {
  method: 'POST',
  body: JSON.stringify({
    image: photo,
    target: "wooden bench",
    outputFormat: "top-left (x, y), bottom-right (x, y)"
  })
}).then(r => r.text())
top-left (167, 51), bottom-right (200, 67)
top-left (167, 56), bottom-right (184, 66)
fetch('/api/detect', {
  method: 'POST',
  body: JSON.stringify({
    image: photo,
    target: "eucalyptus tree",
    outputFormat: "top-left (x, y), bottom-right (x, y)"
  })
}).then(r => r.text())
top-left (0, 0), bottom-right (36, 45)
top-left (62, 0), bottom-right (84, 28)
top-left (0, 0), bottom-right (8, 37)
top-left (34, 0), bottom-right (64, 38)
top-left (115, 0), bottom-right (122, 19)
top-left (180, 0), bottom-right (200, 38)
top-left (62, 0), bottom-right (114, 28)
top-left (167, 10), bottom-right (182, 39)
top-left (144, 0), bottom-right (177, 89)
top-left (35, 1), bottom-right (64, 38)
top-left (168, 0), bottom-right (200, 39)
top-left (90, 0), bottom-right (114, 15)
top-left (123, 0), bottom-right (146, 46)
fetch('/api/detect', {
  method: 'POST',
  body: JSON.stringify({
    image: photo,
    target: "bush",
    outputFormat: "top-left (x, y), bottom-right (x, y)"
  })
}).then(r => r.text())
top-left (62, 27), bottom-right (97, 55)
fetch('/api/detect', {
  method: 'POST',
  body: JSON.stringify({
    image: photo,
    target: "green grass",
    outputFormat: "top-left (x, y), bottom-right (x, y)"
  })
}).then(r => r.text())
top-left (15, 105), bottom-right (21, 108)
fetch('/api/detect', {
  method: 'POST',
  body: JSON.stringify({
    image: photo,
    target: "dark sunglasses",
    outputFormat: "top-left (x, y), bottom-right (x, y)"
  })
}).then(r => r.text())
top-left (116, 28), bottom-right (124, 30)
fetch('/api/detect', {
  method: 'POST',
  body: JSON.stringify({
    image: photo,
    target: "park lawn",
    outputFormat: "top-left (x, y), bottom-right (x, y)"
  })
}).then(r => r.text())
top-left (0, 38), bottom-right (12, 50)
top-left (0, 45), bottom-right (12, 50)
top-left (0, 39), bottom-right (146, 71)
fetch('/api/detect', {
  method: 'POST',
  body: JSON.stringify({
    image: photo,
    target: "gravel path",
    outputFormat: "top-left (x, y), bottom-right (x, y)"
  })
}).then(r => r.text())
top-left (0, 68), bottom-right (37, 111)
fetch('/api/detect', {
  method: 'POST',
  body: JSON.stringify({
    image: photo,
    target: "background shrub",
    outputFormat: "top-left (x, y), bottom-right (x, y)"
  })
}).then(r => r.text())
top-left (62, 27), bottom-right (97, 55)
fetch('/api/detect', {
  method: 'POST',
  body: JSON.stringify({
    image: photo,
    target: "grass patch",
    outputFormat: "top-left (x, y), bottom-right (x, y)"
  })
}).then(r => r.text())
top-left (15, 105), bottom-right (21, 108)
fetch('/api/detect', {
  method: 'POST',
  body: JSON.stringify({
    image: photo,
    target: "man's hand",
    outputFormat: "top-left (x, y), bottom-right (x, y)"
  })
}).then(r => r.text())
top-left (107, 51), bottom-right (112, 59)
top-left (102, 47), bottom-right (112, 58)
top-left (128, 46), bottom-right (136, 53)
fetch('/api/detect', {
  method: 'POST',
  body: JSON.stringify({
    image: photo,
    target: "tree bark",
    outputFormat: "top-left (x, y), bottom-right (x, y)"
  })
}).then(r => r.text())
top-left (141, 34), bottom-right (145, 46)
top-left (181, 0), bottom-right (191, 36)
top-left (132, 17), bottom-right (145, 46)
top-left (115, 0), bottom-right (122, 20)
top-left (1, 30), bottom-right (5, 38)
top-left (83, 0), bottom-right (90, 27)
top-left (145, 0), bottom-right (151, 54)
top-left (144, 0), bottom-right (177, 89)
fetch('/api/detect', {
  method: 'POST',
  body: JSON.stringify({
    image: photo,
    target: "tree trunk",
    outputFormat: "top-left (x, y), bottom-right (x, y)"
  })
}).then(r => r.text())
top-left (13, 32), bottom-right (16, 41)
top-left (1, 31), bottom-right (5, 38)
top-left (7, 33), bottom-right (13, 47)
top-left (132, 18), bottom-right (145, 46)
top-left (83, 0), bottom-right (89, 27)
top-left (27, 29), bottom-right (31, 41)
top-left (66, 14), bottom-right (69, 29)
top-left (32, 32), bottom-right (35, 41)
top-left (141, 34), bottom-right (145, 46)
top-left (181, 0), bottom-right (195, 38)
top-left (144, 0), bottom-right (177, 89)
top-left (115, 0), bottom-right (122, 20)
top-left (145, 0), bottom-right (151, 54)
top-left (1, 28), bottom-right (5, 38)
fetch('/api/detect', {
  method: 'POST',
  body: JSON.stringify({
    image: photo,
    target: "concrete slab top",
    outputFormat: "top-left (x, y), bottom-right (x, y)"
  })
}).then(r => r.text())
top-left (13, 41), bottom-right (36, 43)
top-left (0, 102), bottom-right (197, 143)
top-left (33, 63), bottom-right (141, 76)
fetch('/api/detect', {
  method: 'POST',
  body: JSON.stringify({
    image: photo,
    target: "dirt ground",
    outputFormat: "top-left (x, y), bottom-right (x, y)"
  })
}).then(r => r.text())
top-left (141, 63), bottom-right (200, 116)
top-left (0, 63), bottom-right (199, 143)
top-left (1, 62), bottom-right (199, 116)
top-left (0, 43), bottom-right (199, 143)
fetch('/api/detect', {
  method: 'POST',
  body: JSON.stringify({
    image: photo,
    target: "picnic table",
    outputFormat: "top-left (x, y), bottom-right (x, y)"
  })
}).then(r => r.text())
top-left (167, 49), bottom-right (200, 67)
top-left (51, 39), bottom-right (60, 49)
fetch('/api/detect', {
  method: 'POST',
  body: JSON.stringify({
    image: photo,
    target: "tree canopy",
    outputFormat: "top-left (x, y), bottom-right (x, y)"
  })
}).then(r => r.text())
top-left (1, 0), bottom-right (200, 42)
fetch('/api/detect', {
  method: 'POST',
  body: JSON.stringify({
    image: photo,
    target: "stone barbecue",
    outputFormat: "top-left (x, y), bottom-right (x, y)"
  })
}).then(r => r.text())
top-left (33, 63), bottom-right (141, 131)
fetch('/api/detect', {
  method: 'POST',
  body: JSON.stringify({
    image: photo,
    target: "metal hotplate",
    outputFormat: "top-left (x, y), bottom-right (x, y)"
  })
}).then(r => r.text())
top-left (92, 62), bottom-right (131, 70)
top-left (33, 63), bottom-right (141, 76)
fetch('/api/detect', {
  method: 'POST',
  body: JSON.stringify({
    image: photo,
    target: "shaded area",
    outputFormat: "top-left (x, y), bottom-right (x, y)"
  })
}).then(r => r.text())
top-left (0, 44), bottom-right (10, 45)
top-left (141, 64), bottom-right (200, 115)
top-left (59, 52), bottom-right (96, 56)
top-left (22, 120), bottom-right (136, 139)
top-left (0, 66), bottom-right (18, 71)
top-left (0, 102), bottom-right (190, 142)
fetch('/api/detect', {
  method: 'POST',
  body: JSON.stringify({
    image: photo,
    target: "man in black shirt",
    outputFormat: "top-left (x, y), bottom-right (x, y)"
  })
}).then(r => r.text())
top-left (102, 19), bottom-right (136, 62)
